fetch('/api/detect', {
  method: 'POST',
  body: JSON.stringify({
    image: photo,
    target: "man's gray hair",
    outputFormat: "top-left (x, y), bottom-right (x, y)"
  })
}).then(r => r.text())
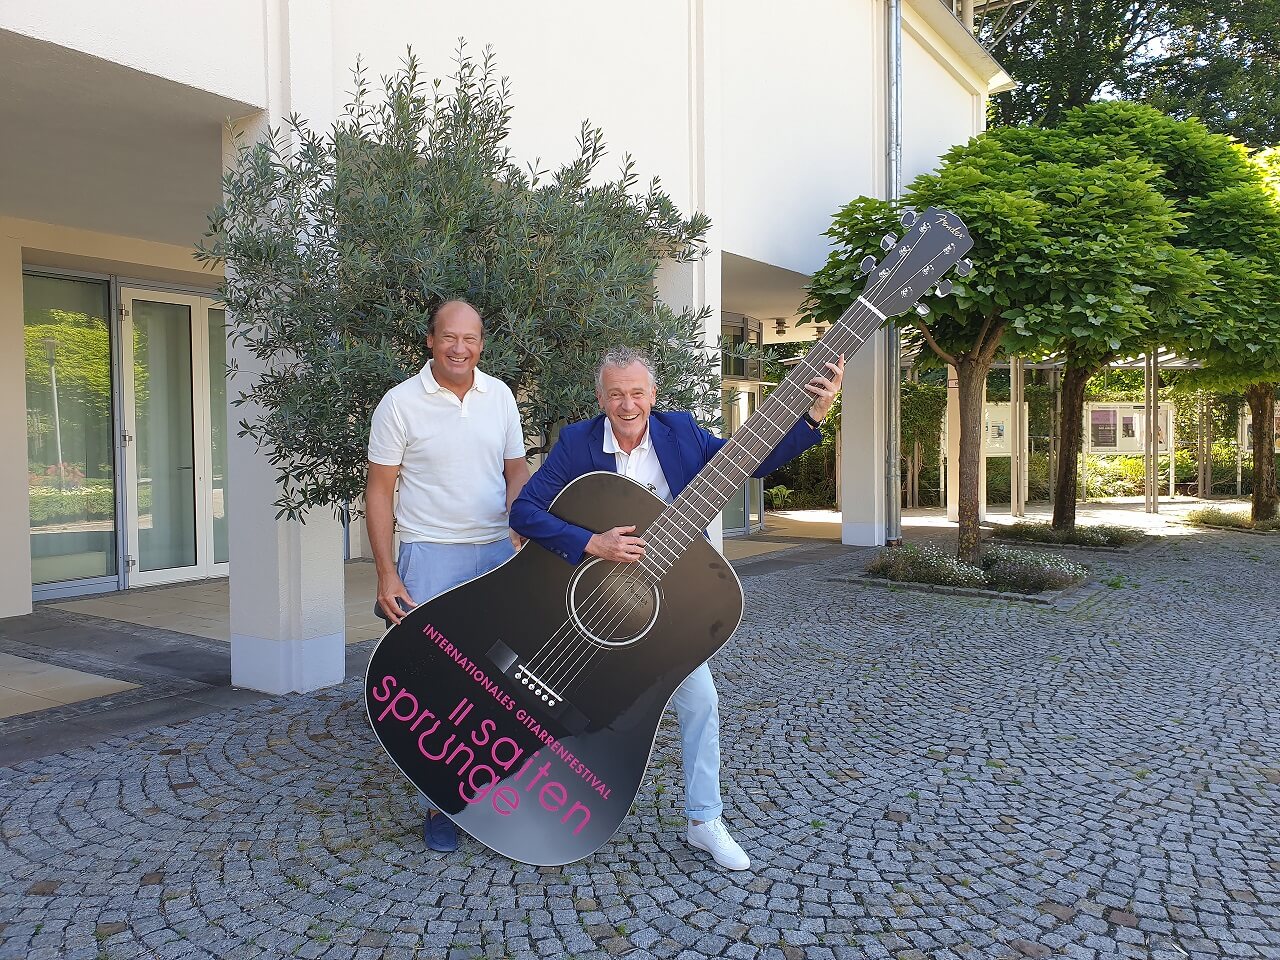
top-left (595, 346), bottom-right (657, 395)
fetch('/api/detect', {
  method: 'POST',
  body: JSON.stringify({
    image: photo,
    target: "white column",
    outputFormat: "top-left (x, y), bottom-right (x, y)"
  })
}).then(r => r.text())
top-left (0, 235), bottom-right (34, 618)
top-left (945, 364), bottom-right (986, 522)
top-left (659, 0), bottom-right (724, 547)
top-left (841, 328), bottom-right (887, 545)
top-left (228, 0), bottom-right (344, 693)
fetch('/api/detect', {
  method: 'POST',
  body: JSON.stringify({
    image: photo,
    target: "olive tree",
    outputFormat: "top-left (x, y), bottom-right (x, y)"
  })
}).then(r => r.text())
top-left (197, 47), bottom-right (720, 519)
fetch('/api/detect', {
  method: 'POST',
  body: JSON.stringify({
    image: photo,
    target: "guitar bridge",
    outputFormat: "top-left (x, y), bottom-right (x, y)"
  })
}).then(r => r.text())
top-left (512, 664), bottom-right (562, 707)
top-left (487, 640), bottom-right (588, 734)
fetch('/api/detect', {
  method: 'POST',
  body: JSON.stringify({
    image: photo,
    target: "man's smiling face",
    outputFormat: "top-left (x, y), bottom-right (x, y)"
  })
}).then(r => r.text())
top-left (598, 361), bottom-right (657, 448)
top-left (427, 302), bottom-right (484, 387)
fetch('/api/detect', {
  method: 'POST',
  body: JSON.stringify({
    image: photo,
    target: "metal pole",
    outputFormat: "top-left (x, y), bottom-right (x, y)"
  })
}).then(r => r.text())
top-left (1011, 356), bottom-right (1025, 516)
top-left (1153, 351), bottom-right (1161, 513)
top-left (1237, 407), bottom-right (1244, 496)
top-left (43, 339), bottom-right (64, 493)
top-left (1048, 367), bottom-right (1058, 503)
top-left (885, 0), bottom-right (904, 545)
top-left (1146, 355), bottom-right (1157, 512)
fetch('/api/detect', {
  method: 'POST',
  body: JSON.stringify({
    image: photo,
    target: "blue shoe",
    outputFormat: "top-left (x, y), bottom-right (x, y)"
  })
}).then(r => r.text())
top-left (423, 811), bottom-right (457, 852)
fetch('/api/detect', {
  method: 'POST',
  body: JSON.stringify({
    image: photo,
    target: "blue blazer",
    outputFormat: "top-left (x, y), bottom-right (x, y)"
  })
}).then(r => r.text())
top-left (510, 410), bottom-right (822, 565)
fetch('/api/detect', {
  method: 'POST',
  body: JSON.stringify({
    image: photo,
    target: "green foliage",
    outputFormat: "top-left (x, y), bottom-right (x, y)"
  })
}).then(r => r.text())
top-left (197, 48), bottom-right (720, 518)
top-left (867, 543), bottom-right (986, 589)
top-left (764, 485), bottom-right (793, 509)
top-left (979, 545), bottom-right (1089, 593)
top-left (982, 0), bottom-right (1280, 147)
top-left (765, 440), bottom-right (835, 510)
top-left (1186, 505), bottom-right (1253, 528)
top-left (866, 541), bottom-right (1087, 593)
top-left (994, 521), bottom-right (1146, 547)
top-left (805, 115), bottom-right (1211, 551)
top-left (23, 311), bottom-right (114, 416)
top-left (28, 485), bottom-right (150, 525)
top-left (900, 381), bottom-right (947, 452)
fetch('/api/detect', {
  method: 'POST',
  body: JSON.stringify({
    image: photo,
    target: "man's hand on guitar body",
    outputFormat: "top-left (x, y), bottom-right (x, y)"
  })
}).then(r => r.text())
top-left (376, 573), bottom-right (416, 626)
top-left (586, 525), bottom-right (647, 563)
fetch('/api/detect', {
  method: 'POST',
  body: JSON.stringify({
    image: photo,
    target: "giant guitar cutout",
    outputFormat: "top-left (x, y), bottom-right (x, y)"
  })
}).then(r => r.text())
top-left (365, 208), bottom-right (974, 865)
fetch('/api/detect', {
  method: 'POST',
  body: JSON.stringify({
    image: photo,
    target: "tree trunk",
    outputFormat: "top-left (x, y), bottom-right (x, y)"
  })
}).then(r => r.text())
top-left (1245, 382), bottom-right (1279, 522)
top-left (955, 357), bottom-right (989, 566)
top-left (1051, 365), bottom-right (1092, 531)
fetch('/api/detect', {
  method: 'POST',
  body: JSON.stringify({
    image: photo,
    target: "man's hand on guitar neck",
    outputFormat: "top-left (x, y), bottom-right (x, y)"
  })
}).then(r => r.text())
top-left (585, 525), bottom-right (646, 563)
top-left (804, 355), bottom-right (846, 423)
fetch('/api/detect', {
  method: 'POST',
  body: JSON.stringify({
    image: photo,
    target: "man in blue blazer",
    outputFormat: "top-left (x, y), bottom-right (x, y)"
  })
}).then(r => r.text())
top-left (511, 345), bottom-right (844, 870)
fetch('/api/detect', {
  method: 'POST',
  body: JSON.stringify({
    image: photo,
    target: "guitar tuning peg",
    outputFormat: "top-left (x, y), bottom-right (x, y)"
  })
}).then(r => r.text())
top-left (934, 279), bottom-right (953, 297)
top-left (900, 210), bottom-right (918, 227)
top-left (860, 255), bottom-right (877, 274)
top-left (914, 302), bottom-right (930, 316)
top-left (955, 259), bottom-right (973, 276)
top-left (880, 233), bottom-right (898, 251)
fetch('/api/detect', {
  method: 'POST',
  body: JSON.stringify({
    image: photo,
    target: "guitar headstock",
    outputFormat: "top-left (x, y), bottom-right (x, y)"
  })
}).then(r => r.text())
top-left (858, 207), bottom-right (974, 319)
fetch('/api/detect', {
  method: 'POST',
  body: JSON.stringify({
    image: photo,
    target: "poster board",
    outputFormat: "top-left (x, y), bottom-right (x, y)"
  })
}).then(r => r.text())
top-left (1241, 407), bottom-right (1280, 447)
top-left (939, 402), bottom-right (1028, 457)
top-left (1083, 403), bottom-right (1173, 455)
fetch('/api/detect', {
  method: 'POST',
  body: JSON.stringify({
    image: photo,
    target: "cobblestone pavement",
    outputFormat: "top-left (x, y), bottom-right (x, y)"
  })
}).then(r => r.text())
top-left (2, 530), bottom-right (1278, 960)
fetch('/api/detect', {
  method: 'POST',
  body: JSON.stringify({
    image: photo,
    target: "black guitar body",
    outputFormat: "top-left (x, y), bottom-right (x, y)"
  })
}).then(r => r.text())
top-left (364, 472), bottom-right (744, 865)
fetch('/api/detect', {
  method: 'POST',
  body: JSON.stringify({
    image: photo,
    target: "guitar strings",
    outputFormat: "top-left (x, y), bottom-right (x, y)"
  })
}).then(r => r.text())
top-left (532, 239), bottom-right (941, 692)
top-left (543, 240), bottom-right (941, 688)
top-left (527, 233), bottom-right (958, 696)
top-left (552, 237), bottom-right (962, 692)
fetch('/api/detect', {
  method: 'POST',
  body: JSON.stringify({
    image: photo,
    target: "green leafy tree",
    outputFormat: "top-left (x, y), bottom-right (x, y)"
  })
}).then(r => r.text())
top-left (1051, 104), bottom-right (1280, 523)
top-left (982, 0), bottom-right (1280, 147)
top-left (806, 125), bottom-right (1198, 561)
top-left (1172, 147), bottom-right (1280, 519)
top-left (197, 47), bottom-right (719, 519)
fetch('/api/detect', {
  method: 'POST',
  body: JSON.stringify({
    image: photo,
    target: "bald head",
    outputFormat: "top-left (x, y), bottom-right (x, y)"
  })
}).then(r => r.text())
top-left (429, 299), bottom-right (484, 338)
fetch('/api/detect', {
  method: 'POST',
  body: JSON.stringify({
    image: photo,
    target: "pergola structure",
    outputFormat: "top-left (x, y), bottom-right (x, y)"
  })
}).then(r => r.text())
top-left (889, 342), bottom-right (1207, 517)
top-left (991, 351), bottom-right (1197, 517)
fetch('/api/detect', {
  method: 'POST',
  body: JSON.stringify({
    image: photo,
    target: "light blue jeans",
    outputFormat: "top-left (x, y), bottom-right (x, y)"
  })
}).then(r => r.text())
top-left (397, 537), bottom-right (515, 815)
top-left (398, 537), bottom-right (723, 823)
top-left (670, 662), bottom-right (724, 822)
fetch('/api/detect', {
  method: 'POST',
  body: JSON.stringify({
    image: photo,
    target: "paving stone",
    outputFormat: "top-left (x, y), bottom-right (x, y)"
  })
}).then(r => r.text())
top-left (2, 532), bottom-right (1278, 958)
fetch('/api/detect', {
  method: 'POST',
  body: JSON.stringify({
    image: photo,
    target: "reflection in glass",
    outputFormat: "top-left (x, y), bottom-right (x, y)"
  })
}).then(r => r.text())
top-left (209, 309), bottom-right (229, 564)
top-left (133, 300), bottom-right (197, 571)
top-left (24, 275), bottom-right (117, 585)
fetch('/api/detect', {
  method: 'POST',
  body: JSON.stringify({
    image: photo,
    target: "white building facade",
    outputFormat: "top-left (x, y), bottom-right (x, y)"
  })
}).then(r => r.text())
top-left (0, 1), bottom-right (1009, 690)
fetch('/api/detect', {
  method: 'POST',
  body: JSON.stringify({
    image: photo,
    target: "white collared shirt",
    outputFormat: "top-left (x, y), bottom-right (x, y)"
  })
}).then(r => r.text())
top-left (368, 361), bottom-right (524, 544)
top-left (604, 418), bottom-right (672, 504)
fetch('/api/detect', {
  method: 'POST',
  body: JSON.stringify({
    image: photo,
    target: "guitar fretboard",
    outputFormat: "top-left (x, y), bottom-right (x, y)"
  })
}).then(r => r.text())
top-left (633, 298), bottom-right (882, 583)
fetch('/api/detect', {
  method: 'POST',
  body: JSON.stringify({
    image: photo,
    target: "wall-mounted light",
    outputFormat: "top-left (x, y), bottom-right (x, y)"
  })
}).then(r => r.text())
top-left (773, 317), bottom-right (787, 336)
top-left (814, 324), bottom-right (826, 338)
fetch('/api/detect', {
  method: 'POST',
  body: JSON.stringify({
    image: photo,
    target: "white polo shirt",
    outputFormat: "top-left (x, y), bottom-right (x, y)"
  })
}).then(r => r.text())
top-left (604, 418), bottom-right (673, 503)
top-left (368, 361), bottom-right (525, 544)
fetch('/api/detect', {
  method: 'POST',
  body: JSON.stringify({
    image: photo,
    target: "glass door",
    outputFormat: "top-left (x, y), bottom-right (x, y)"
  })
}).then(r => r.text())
top-left (120, 289), bottom-right (227, 585)
top-left (23, 274), bottom-right (121, 593)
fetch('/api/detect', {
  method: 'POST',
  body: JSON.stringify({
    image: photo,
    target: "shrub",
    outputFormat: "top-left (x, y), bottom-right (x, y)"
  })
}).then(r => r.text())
top-left (995, 521), bottom-right (1145, 547)
top-left (198, 48), bottom-right (720, 519)
top-left (980, 546), bottom-right (1088, 593)
top-left (867, 542), bottom-right (1088, 594)
top-left (867, 543), bottom-right (986, 588)
top-left (764, 485), bottom-right (793, 509)
top-left (1185, 505), bottom-right (1254, 528)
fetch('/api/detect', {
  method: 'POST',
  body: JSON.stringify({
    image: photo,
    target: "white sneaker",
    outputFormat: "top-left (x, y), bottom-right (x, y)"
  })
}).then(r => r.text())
top-left (687, 817), bottom-right (751, 870)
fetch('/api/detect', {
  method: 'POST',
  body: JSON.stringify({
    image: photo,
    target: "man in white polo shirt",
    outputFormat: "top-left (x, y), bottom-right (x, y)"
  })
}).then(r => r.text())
top-left (365, 299), bottom-right (529, 853)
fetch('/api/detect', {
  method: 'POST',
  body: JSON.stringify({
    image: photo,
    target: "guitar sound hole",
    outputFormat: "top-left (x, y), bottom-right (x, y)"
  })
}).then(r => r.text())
top-left (567, 559), bottom-right (660, 648)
